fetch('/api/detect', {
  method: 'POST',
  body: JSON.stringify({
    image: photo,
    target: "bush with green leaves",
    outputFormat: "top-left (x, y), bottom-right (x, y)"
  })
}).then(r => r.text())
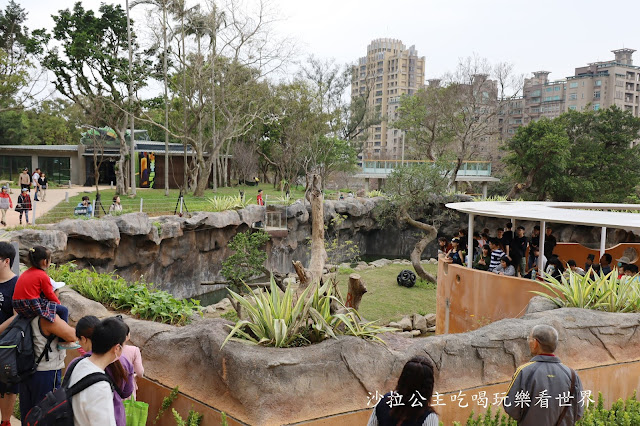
top-left (207, 195), bottom-right (248, 212)
top-left (460, 392), bottom-right (640, 425)
top-left (533, 269), bottom-right (640, 313)
top-left (222, 278), bottom-right (396, 348)
top-left (50, 263), bottom-right (202, 325)
top-left (220, 230), bottom-right (270, 317)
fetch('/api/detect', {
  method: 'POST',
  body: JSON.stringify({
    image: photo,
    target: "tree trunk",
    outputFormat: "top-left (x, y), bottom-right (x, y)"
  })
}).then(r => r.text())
top-left (115, 137), bottom-right (127, 195)
top-left (346, 273), bottom-right (367, 311)
top-left (193, 153), bottom-right (209, 196)
top-left (306, 173), bottom-right (327, 288)
top-left (403, 213), bottom-right (438, 283)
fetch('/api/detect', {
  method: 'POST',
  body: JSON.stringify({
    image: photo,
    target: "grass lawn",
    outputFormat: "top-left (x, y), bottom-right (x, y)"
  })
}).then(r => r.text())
top-left (38, 185), bottom-right (312, 223)
top-left (336, 263), bottom-right (438, 324)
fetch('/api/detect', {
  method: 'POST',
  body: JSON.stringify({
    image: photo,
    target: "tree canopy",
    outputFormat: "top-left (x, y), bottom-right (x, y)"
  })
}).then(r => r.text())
top-left (503, 106), bottom-right (640, 202)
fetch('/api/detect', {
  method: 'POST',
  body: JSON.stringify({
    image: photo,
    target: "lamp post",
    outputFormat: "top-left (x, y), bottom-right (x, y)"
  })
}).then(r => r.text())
top-left (126, 0), bottom-right (136, 195)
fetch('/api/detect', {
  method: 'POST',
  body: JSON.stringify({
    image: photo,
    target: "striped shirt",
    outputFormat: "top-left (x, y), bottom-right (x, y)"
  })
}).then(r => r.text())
top-left (489, 249), bottom-right (505, 272)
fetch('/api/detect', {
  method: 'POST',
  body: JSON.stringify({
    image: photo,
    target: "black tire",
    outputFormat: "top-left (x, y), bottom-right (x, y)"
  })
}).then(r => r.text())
top-left (397, 269), bottom-right (416, 288)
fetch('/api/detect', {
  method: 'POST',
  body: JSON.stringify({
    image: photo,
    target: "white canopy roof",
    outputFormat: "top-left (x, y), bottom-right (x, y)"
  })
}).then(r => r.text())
top-left (445, 201), bottom-right (640, 230)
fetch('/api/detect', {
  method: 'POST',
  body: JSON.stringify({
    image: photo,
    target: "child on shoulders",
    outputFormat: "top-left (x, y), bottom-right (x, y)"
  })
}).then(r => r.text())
top-left (13, 246), bottom-right (79, 350)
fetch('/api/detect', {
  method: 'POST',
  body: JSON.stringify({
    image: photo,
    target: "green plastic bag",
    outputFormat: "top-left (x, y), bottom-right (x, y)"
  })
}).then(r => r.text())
top-left (124, 399), bottom-right (149, 426)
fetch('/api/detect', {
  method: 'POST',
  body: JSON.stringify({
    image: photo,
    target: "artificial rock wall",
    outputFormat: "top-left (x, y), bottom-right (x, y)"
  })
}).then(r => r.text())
top-left (60, 288), bottom-right (640, 426)
top-left (8, 198), bottom-right (433, 298)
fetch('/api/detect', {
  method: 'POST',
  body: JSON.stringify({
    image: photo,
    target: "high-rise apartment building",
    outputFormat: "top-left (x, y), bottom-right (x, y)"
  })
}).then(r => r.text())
top-left (502, 48), bottom-right (640, 141)
top-left (352, 39), bottom-right (425, 160)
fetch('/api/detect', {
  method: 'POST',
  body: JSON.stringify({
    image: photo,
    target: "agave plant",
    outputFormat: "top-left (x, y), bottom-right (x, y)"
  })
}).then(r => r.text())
top-left (207, 195), bottom-right (247, 212)
top-left (531, 269), bottom-right (640, 312)
top-left (222, 276), bottom-right (397, 348)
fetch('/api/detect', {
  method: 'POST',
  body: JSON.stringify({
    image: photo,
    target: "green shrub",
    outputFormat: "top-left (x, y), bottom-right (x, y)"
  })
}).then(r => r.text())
top-left (207, 195), bottom-right (248, 212)
top-left (460, 391), bottom-right (640, 425)
top-left (222, 277), bottom-right (397, 348)
top-left (50, 263), bottom-right (202, 325)
top-left (366, 190), bottom-right (385, 198)
top-left (533, 269), bottom-right (640, 313)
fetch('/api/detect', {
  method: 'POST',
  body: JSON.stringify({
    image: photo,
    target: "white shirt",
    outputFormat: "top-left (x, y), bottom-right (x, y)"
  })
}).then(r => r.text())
top-left (68, 358), bottom-right (116, 426)
top-left (32, 172), bottom-right (40, 186)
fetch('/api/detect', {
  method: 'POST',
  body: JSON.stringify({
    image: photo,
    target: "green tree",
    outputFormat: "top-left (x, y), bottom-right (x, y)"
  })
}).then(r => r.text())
top-left (221, 230), bottom-right (270, 318)
top-left (0, 0), bottom-right (48, 112)
top-left (42, 2), bottom-right (152, 195)
top-left (382, 162), bottom-right (451, 282)
top-left (504, 106), bottom-right (640, 202)
top-left (503, 117), bottom-right (570, 200)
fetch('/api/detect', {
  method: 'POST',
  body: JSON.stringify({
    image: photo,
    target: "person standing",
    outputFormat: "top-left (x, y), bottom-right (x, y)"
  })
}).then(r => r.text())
top-left (0, 186), bottom-right (12, 226)
top-left (16, 188), bottom-right (32, 225)
top-left (510, 226), bottom-right (528, 277)
top-left (67, 317), bottom-right (128, 426)
top-left (256, 189), bottom-right (265, 206)
top-left (0, 243), bottom-right (18, 426)
top-left (544, 226), bottom-right (557, 260)
top-left (19, 168), bottom-right (31, 193)
top-left (528, 226), bottom-right (540, 270)
top-left (37, 172), bottom-right (48, 202)
top-left (32, 168), bottom-right (41, 202)
top-left (504, 325), bottom-right (584, 425)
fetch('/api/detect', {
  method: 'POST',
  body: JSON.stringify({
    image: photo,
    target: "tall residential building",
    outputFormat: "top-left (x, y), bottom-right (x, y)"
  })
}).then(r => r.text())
top-left (502, 48), bottom-right (640, 141)
top-left (352, 38), bottom-right (425, 160)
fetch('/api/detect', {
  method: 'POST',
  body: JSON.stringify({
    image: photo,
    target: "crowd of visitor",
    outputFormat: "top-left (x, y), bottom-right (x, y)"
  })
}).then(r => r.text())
top-left (0, 241), bottom-right (145, 425)
top-left (441, 223), bottom-right (637, 281)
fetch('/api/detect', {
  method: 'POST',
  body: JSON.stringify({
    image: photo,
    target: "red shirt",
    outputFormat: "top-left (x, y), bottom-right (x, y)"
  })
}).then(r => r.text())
top-left (257, 193), bottom-right (264, 206)
top-left (14, 267), bottom-right (60, 304)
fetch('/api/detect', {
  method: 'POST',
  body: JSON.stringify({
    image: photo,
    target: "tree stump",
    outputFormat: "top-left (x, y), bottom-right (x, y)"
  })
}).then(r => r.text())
top-left (346, 273), bottom-right (367, 311)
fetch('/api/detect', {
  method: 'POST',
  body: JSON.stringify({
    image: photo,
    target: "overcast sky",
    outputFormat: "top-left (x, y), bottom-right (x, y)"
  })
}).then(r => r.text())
top-left (17, 0), bottom-right (640, 86)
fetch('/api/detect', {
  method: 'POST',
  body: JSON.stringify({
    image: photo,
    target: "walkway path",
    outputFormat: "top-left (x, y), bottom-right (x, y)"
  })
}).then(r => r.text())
top-left (1, 185), bottom-right (109, 228)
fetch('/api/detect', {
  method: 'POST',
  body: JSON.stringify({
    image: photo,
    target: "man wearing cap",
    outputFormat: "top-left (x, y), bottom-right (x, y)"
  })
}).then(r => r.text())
top-left (16, 188), bottom-right (31, 225)
top-left (19, 168), bottom-right (31, 193)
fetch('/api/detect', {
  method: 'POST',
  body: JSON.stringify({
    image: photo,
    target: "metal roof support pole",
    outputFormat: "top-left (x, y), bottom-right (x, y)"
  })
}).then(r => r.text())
top-left (467, 213), bottom-right (475, 268)
top-left (538, 221), bottom-right (546, 277)
top-left (600, 227), bottom-right (607, 260)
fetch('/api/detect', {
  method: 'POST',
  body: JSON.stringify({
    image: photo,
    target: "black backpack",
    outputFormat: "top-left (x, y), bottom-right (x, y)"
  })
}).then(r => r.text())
top-left (23, 356), bottom-right (114, 426)
top-left (0, 315), bottom-right (55, 386)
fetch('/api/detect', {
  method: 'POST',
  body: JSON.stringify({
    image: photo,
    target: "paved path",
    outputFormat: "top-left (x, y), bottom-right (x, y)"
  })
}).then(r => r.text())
top-left (1, 185), bottom-right (109, 228)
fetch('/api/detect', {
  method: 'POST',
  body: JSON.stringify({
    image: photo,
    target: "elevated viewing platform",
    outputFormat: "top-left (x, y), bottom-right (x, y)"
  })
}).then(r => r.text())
top-left (355, 159), bottom-right (499, 197)
top-left (358, 159), bottom-right (492, 177)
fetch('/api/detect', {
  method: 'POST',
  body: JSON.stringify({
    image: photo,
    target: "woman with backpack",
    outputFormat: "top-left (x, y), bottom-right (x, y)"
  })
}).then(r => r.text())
top-left (16, 188), bottom-right (31, 225)
top-left (74, 315), bottom-right (135, 426)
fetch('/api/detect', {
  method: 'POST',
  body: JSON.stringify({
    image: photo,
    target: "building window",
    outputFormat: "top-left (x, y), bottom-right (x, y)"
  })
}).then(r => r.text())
top-left (0, 155), bottom-right (31, 182)
top-left (38, 156), bottom-right (71, 185)
top-left (569, 82), bottom-right (579, 88)
top-left (545, 87), bottom-right (553, 92)
top-left (569, 105), bottom-right (577, 111)
top-left (593, 104), bottom-right (600, 111)
top-left (595, 80), bottom-right (602, 87)
top-left (593, 91), bottom-right (601, 99)
top-left (554, 86), bottom-right (560, 91)
top-left (569, 93), bottom-right (577, 100)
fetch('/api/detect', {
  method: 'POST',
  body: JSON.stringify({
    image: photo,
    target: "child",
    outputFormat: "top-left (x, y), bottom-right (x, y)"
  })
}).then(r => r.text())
top-left (0, 186), bottom-right (11, 226)
top-left (16, 188), bottom-right (31, 225)
top-left (12, 246), bottom-right (79, 349)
